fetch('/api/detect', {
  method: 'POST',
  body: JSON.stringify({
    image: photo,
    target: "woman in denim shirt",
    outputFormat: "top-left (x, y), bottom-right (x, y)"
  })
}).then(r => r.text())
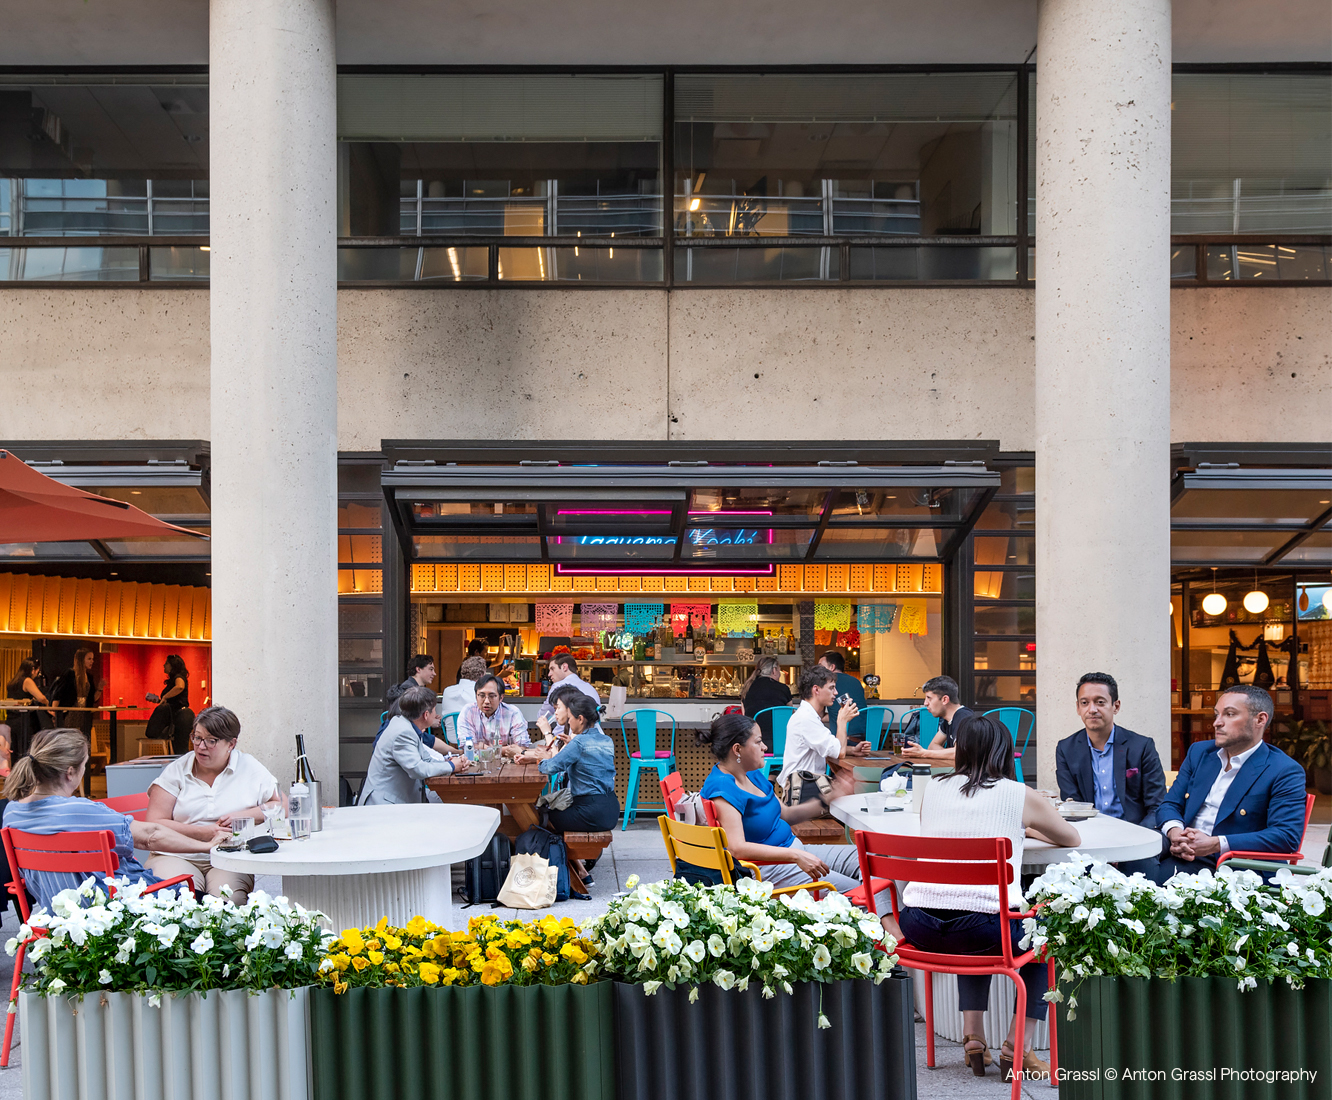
top-left (516, 689), bottom-right (618, 879)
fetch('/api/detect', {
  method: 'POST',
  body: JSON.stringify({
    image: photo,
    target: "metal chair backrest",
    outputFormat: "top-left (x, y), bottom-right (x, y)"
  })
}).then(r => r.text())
top-left (660, 771), bottom-right (685, 817)
top-left (620, 709), bottom-right (677, 759)
top-left (439, 711), bottom-right (462, 747)
top-left (899, 707), bottom-right (939, 746)
top-left (96, 794), bottom-right (150, 821)
top-left (853, 830), bottom-right (1022, 965)
top-left (983, 707), bottom-right (1035, 754)
top-left (658, 815), bottom-right (738, 884)
top-left (861, 706), bottom-right (896, 750)
top-left (751, 706), bottom-right (795, 756)
top-left (2, 827), bottom-right (119, 925)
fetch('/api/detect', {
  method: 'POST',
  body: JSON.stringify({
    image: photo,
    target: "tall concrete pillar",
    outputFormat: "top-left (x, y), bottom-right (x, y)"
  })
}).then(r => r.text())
top-left (1034, 0), bottom-right (1173, 786)
top-left (210, 0), bottom-right (339, 785)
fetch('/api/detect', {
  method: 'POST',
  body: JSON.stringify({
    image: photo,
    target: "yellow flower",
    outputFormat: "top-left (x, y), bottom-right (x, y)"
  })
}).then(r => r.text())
top-left (333, 980), bottom-right (348, 994)
top-left (471, 955), bottom-right (487, 973)
top-left (419, 962), bottom-right (442, 985)
top-left (560, 917), bottom-right (576, 929)
top-left (480, 956), bottom-right (514, 986)
top-left (528, 947), bottom-right (543, 959)
top-left (559, 943), bottom-right (588, 965)
top-left (367, 939), bottom-right (382, 952)
top-left (441, 968), bottom-right (461, 986)
top-left (384, 934), bottom-right (403, 952)
top-left (367, 950), bottom-right (385, 966)
top-left (485, 945), bottom-right (504, 961)
top-left (405, 916), bottom-right (429, 938)
top-left (451, 930), bottom-right (472, 945)
top-left (351, 956), bottom-right (370, 972)
top-left (375, 916), bottom-right (389, 935)
top-left (541, 953), bottom-right (559, 967)
top-left (341, 929), bottom-right (365, 956)
top-left (329, 953), bottom-right (351, 972)
top-left (505, 929), bottom-right (533, 949)
top-left (570, 970), bottom-right (589, 985)
top-left (404, 946), bottom-right (423, 958)
top-left (385, 963), bottom-right (400, 974)
top-left (521, 955), bottom-right (538, 972)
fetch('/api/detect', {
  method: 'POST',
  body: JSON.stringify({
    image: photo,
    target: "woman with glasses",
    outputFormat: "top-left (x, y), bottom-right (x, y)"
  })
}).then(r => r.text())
top-left (144, 705), bottom-right (280, 904)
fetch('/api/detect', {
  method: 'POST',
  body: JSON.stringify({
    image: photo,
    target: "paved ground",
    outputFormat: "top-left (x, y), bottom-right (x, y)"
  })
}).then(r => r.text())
top-left (0, 803), bottom-right (1325, 1098)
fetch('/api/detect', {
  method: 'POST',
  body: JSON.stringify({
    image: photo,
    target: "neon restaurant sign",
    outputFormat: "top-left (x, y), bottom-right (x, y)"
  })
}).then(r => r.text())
top-left (572, 529), bottom-right (766, 547)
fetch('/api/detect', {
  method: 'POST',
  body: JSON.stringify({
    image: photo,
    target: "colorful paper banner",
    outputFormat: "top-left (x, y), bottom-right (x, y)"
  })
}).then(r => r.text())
top-left (814, 601), bottom-right (852, 632)
top-left (898, 602), bottom-right (928, 636)
top-left (535, 601), bottom-right (574, 635)
top-left (717, 600), bottom-right (758, 637)
top-left (670, 603), bottom-right (712, 636)
top-left (624, 603), bottom-right (665, 635)
top-left (858, 604), bottom-right (898, 633)
top-left (579, 603), bottom-right (618, 633)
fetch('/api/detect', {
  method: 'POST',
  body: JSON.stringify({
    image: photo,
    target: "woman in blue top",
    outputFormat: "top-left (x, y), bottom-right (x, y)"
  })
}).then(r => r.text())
top-left (517, 691), bottom-right (618, 878)
top-left (699, 712), bottom-right (891, 921)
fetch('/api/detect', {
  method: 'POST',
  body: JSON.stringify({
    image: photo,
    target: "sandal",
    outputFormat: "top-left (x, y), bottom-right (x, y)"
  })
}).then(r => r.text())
top-left (963, 1034), bottom-right (991, 1076)
top-left (999, 1042), bottom-right (1050, 1082)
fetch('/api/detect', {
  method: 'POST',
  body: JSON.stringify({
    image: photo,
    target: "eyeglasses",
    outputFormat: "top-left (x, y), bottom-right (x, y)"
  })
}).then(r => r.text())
top-left (190, 735), bottom-right (223, 750)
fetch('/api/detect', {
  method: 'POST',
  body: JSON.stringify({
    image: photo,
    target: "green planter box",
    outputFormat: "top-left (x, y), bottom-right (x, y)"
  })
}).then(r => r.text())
top-left (1056, 976), bottom-right (1332, 1100)
top-left (309, 982), bottom-right (615, 1100)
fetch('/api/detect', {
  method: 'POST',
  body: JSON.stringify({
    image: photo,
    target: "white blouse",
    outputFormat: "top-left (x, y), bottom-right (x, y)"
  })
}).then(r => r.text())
top-left (152, 748), bottom-right (281, 827)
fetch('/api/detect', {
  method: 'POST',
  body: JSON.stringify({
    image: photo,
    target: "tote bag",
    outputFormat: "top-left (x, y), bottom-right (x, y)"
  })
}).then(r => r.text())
top-left (497, 852), bottom-right (558, 909)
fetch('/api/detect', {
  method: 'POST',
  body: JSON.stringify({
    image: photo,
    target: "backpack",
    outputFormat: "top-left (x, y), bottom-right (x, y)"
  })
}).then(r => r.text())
top-left (458, 833), bottom-right (512, 907)
top-left (514, 826), bottom-right (570, 903)
top-left (899, 709), bottom-right (921, 748)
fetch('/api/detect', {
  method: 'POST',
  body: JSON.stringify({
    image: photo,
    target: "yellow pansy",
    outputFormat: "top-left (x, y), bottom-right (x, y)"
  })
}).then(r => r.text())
top-left (384, 934), bottom-right (403, 952)
top-left (341, 929), bottom-right (365, 956)
top-left (505, 929), bottom-right (533, 949)
top-left (521, 955), bottom-right (538, 972)
top-left (471, 955), bottom-right (487, 973)
top-left (479, 955), bottom-right (514, 986)
top-left (541, 953), bottom-right (559, 967)
top-left (367, 950), bottom-right (385, 966)
top-left (374, 916), bottom-right (389, 935)
top-left (570, 970), bottom-right (589, 985)
top-left (333, 980), bottom-right (348, 994)
top-left (418, 962), bottom-right (441, 985)
top-left (405, 916), bottom-right (429, 937)
top-left (366, 939), bottom-right (381, 952)
top-left (351, 956), bottom-right (370, 972)
top-left (560, 943), bottom-right (588, 965)
top-left (440, 968), bottom-right (461, 986)
top-left (385, 962), bottom-right (400, 974)
top-left (329, 953), bottom-right (351, 972)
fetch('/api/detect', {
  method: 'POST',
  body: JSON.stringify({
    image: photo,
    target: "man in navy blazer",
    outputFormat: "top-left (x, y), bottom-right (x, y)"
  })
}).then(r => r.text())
top-left (1055, 672), bottom-right (1167, 829)
top-left (1157, 684), bottom-right (1307, 881)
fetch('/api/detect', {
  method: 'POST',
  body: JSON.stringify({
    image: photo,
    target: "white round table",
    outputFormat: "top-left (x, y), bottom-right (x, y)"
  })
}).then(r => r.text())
top-left (210, 803), bottom-right (499, 931)
top-left (829, 794), bottom-right (1163, 871)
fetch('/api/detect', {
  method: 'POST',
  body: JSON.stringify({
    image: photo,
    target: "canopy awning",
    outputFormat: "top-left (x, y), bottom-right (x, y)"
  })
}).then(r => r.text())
top-left (383, 462), bottom-right (1000, 569)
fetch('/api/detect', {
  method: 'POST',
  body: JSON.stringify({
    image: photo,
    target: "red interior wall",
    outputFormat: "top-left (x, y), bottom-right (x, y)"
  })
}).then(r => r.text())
top-left (102, 643), bottom-right (212, 720)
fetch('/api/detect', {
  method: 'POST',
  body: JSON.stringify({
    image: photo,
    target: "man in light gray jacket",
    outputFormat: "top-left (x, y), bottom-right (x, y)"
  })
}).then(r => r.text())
top-left (360, 686), bottom-right (470, 805)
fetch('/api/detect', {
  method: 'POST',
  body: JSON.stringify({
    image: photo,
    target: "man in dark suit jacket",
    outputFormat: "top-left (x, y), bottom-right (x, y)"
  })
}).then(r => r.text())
top-left (1157, 684), bottom-right (1307, 882)
top-left (1055, 673), bottom-right (1167, 827)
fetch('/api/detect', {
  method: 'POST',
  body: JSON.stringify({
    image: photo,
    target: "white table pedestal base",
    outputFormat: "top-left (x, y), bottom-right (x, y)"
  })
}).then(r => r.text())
top-left (281, 865), bottom-right (456, 931)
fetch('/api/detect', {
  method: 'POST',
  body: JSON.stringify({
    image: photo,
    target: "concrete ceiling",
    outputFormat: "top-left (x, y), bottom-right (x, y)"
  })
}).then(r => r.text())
top-left (0, 0), bottom-right (1326, 66)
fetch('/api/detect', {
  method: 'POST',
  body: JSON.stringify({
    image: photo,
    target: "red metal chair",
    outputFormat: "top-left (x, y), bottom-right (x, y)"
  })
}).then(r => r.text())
top-left (0, 827), bottom-right (194, 1067)
top-left (1216, 792), bottom-right (1318, 869)
top-left (853, 829), bottom-right (1055, 1100)
top-left (95, 793), bottom-right (151, 821)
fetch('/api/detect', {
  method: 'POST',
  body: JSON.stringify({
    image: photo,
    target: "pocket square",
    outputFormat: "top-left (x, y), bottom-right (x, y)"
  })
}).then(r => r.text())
top-left (1125, 767), bottom-right (1140, 778)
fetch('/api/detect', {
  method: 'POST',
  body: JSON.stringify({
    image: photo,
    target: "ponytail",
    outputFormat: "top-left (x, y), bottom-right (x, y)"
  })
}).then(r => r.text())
top-left (5, 728), bottom-right (88, 801)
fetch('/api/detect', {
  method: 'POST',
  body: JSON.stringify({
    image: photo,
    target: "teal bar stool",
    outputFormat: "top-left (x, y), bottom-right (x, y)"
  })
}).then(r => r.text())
top-left (619, 709), bottom-right (678, 830)
top-left (751, 706), bottom-right (795, 779)
top-left (439, 712), bottom-right (463, 748)
top-left (898, 706), bottom-right (940, 747)
top-left (860, 706), bottom-right (897, 751)
top-left (983, 707), bottom-right (1036, 783)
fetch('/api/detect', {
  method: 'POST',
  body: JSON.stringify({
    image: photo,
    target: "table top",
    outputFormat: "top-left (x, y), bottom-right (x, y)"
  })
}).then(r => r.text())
top-left (430, 761), bottom-right (545, 787)
top-left (828, 750), bottom-right (905, 774)
top-left (0, 702), bottom-right (132, 712)
top-left (829, 794), bottom-right (1163, 868)
top-left (208, 803), bottom-right (500, 877)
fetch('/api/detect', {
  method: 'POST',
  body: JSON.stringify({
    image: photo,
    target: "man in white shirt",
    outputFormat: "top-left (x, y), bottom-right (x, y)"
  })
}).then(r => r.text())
top-left (777, 665), bottom-right (871, 792)
top-left (1155, 684), bottom-right (1308, 881)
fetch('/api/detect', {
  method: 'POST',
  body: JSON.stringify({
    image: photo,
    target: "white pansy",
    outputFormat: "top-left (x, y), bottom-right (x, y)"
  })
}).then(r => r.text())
top-left (684, 940), bottom-right (706, 963)
top-left (642, 980), bottom-right (661, 994)
top-left (713, 969), bottom-right (735, 991)
top-left (190, 932), bottom-right (214, 955)
top-left (812, 945), bottom-right (832, 970)
top-left (48, 978), bottom-right (66, 993)
top-left (285, 941), bottom-right (304, 960)
top-left (98, 969), bottom-right (113, 985)
top-left (625, 874), bottom-right (640, 889)
top-left (851, 952), bottom-right (873, 976)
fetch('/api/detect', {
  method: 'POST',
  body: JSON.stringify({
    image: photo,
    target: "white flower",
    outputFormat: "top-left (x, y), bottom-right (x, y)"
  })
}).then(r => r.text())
top-left (660, 901), bottom-right (690, 927)
top-left (1301, 893), bottom-right (1326, 917)
top-left (713, 969), bottom-right (735, 991)
top-left (643, 980), bottom-right (661, 995)
top-left (1106, 941), bottom-right (1119, 957)
top-left (285, 941), bottom-right (303, 960)
top-left (736, 878), bottom-right (773, 901)
top-left (851, 952), bottom-right (873, 976)
top-left (98, 969), bottom-right (112, 985)
top-left (707, 934), bottom-right (726, 957)
top-left (191, 932), bottom-right (214, 955)
top-left (625, 874), bottom-right (640, 889)
top-left (817, 1014), bottom-right (831, 1029)
top-left (689, 987), bottom-right (699, 1003)
top-left (812, 945), bottom-right (832, 970)
top-left (48, 979), bottom-right (66, 993)
top-left (858, 920), bottom-right (883, 941)
top-left (684, 940), bottom-right (706, 963)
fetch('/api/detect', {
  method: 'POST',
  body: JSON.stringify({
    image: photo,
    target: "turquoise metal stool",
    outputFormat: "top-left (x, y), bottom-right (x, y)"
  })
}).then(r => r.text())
top-left (898, 706), bottom-right (940, 747)
top-left (983, 707), bottom-right (1036, 783)
top-left (439, 711), bottom-right (463, 748)
top-left (860, 706), bottom-right (897, 751)
top-left (619, 709), bottom-right (678, 830)
top-left (751, 706), bottom-right (795, 779)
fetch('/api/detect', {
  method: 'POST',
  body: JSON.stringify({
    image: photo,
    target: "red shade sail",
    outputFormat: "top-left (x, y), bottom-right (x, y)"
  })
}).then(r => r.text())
top-left (0, 450), bottom-right (205, 544)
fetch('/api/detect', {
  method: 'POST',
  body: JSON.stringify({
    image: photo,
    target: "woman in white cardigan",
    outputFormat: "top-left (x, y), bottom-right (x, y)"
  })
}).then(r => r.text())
top-left (895, 714), bottom-right (1080, 1083)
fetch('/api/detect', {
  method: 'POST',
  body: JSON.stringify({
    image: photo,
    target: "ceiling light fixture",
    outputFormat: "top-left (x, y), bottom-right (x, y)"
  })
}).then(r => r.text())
top-left (1201, 568), bottom-right (1227, 616)
top-left (1242, 568), bottom-right (1269, 615)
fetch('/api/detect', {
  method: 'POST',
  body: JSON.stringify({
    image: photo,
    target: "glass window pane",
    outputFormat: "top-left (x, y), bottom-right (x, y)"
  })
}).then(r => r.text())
top-left (338, 602), bottom-right (382, 634)
top-left (338, 534), bottom-right (383, 565)
top-left (1170, 528), bottom-right (1290, 563)
top-left (338, 75), bottom-right (663, 239)
top-left (1280, 531), bottom-right (1332, 565)
top-left (828, 486), bottom-right (984, 522)
top-left (1173, 73), bottom-right (1332, 235)
top-left (1206, 244), bottom-right (1330, 281)
top-left (339, 246), bottom-right (489, 282)
top-left (675, 245), bottom-right (838, 283)
top-left (149, 246), bottom-right (209, 281)
top-left (498, 246), bottom-right (662, 282)
top-left (0, 246), bottom-right (139, 281)
top-left (973, 672), bottom-right (1035, 706)
top-left (92, 485), bottom-right (209, 518)
top-left (682, 527), bottom-right (813, 560)
top-left (973, 604), bottom-right (1035, 635)
top-left (413, 535), bottom-right (541, 561)
top-left (689, 487), bottom-right (826, 517)
top-left (547, 537), bottom-right (675, 561)
top-left (675, 72), bottom-right (1018, 239)
top-left (0, 541), bottom-right (101, 560)
top-left (814, 527), bottom-right (945, 559)
top-left (975, 498), bottom-right (1035, 532)
top-left (415, 501), bottom-right (539, 519)
top-left (338, 569), bottom-right (383, 594)
top-left (338, 501), bottom-right (382, 529)
top-left (338, 637), bottom-right (384, 666)
top-left (974, 639), bottom-right (1036, 670)
top-left (1171, 245), bottom-right (1197, 280)
top-left (101, 534), bottom-right (211, 560)
top-left (1172, 489), bottom-right (1330, 525)
top-left (970, 571), bottom-right (1034, 600)
top-left (848, 246), bottom-right (1017, 281)
top-left (998, 468), bottom-right (1035, 495)
top-left (974, 536), bottom-right (1035, 566)
top-left (420, 247), bottom-right (488, 281)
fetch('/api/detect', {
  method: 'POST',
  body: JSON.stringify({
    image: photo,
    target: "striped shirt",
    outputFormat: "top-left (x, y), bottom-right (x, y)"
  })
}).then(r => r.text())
top-left (2, 797), bottom-right (160, 911)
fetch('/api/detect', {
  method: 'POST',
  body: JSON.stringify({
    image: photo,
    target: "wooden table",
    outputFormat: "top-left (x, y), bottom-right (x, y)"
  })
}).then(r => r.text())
top-left (827, 749), bottom-right (905, 778)
top-left (0, 702), bottom-right (132, 762)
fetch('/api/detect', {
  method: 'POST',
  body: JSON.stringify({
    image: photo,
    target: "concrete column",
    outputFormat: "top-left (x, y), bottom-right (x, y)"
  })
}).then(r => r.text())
top-left (1034, 0), bottom-right (1173, 786)
top-left (210, 0), bottom-right (339, 786)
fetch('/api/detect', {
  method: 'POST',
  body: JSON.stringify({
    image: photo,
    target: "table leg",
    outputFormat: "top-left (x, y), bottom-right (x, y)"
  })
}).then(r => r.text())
top-left (505, 803), bottom-right (540, 832)
top-left (109, 711), bottom-right (118, 764)
top-left (280, 866), bottom-right (457, 931)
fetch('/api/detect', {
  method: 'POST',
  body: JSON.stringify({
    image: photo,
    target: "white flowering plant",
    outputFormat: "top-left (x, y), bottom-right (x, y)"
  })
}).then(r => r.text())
top-left (5, 876), bottom-right (337, 999)
top-left (1022, 856), bottom-right (1332, 1016)
top-left (586, 876), bottom-right (898, 1020)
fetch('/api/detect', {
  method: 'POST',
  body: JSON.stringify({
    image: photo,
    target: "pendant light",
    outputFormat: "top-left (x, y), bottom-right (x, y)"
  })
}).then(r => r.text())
top-left (1299, 589), bottom-right (1310, 613)
top-left (1201, 568), bottom-right (1227, 617)
top-left (1242, 569), bottom-right (1269, 615)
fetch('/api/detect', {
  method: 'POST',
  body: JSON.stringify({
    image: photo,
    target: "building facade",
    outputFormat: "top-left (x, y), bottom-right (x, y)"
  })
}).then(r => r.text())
top-left (1, 0), bottom-right (1329, 790)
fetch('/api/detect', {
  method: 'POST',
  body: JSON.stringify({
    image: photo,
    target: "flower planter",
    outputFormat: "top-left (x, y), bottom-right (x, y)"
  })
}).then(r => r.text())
top-left (1055, 976), bottom-right (1332, 1099)
top-left (20, 986), bottom-right (312, 1100)
top-left (308, 981), bottom-right (615, 1100)
top-left (613, 972), bottom-right (917, 1100)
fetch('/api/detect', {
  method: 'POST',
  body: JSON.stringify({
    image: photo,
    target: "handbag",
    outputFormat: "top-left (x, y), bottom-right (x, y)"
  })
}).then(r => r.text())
top-left (497, 852), bottom-right (558, 909)
top-left (536, 787), bottom-right (573, 812)
top-left (778, 769), bottom-right (833, 810)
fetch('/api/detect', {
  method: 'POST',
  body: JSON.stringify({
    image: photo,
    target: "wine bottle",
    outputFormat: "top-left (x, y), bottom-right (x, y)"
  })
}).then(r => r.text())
top-left (684, 620), bottom-right (694, 654)
top-left (294, 734), bottom-right (316, 782)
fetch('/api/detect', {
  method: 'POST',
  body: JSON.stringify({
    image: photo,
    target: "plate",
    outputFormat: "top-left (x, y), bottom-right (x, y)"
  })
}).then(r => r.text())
top-left (1058, 802), bottom-right (1098, 821)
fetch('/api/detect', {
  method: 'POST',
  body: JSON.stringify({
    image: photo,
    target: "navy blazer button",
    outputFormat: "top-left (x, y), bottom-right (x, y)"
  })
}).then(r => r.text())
top-left (1240, 809), bottom-right (1246, 815)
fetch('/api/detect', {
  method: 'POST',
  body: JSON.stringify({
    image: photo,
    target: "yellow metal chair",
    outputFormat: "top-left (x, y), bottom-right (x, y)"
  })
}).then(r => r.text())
top-left (657, 815), bottom-right (833, 898)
